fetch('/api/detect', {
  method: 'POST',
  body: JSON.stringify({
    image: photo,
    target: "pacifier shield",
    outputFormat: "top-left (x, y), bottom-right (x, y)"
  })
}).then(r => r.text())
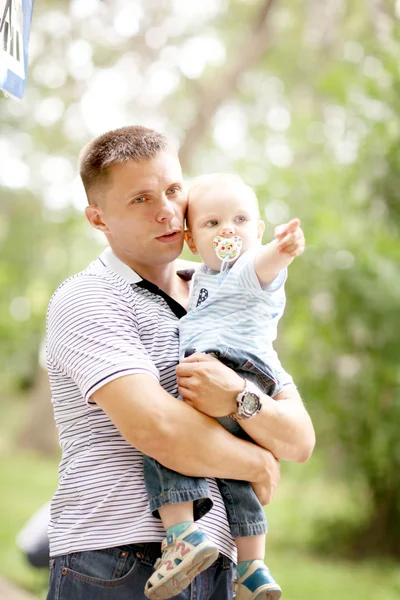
top-left (213, 235), bottom-right (242, 262)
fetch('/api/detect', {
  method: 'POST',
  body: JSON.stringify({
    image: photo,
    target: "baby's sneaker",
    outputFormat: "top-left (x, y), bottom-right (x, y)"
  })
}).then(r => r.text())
top-left (144, 523), bottom-right (219, 600)
top-left (234, 560), bottom-right (282, 600)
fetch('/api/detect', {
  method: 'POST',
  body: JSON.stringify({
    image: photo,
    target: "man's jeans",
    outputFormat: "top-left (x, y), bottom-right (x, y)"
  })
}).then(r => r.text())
top-left (47, 542), bottom-right (235, 600)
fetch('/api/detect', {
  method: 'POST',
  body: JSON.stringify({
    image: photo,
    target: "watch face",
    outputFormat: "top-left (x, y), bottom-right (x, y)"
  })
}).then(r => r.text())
top-left (243, 392), bottom-right (259, 413)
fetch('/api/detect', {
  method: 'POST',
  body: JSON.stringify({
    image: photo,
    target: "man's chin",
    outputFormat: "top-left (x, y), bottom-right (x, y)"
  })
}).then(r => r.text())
top-left (153, 241), bottom-right (184, 264)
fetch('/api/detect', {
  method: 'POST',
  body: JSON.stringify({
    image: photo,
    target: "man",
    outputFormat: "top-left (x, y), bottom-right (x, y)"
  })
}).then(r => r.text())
top-left (46, 126), bottom-right (315, 600)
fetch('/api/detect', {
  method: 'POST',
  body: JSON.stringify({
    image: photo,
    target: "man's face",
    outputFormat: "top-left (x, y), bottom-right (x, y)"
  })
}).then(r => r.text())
top-left (87, 151), bottom-right (187, 269)
top-left (185, 183), bottom-right (264, 271)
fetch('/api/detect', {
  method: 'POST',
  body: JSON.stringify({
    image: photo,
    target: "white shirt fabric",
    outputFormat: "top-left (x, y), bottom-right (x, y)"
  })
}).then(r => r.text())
top-left (46, 247), bottom-right (236, 560)
top-left (179, 248), bottom-right (294, 390)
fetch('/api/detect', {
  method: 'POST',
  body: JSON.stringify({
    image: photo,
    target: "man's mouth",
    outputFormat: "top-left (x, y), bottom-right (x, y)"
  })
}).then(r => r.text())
top-left (156, 230), bottom-right (182, 243)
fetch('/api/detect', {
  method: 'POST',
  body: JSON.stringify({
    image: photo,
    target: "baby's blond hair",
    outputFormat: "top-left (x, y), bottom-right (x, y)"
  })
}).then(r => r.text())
top-left (187, 173), bottom-right (260, 222)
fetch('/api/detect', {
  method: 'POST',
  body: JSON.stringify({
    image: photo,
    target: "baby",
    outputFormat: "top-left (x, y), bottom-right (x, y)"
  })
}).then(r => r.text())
top-left (143, 173), bottom-right (304, 600)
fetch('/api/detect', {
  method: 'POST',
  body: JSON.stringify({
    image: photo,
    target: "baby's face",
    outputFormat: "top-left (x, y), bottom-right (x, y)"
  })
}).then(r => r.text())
top-left (185, 183), bottom-right (264, 270)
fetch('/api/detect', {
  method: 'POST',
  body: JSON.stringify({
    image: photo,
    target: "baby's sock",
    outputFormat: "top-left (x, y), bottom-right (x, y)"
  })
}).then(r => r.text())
top-left (166, 521), bottom-right (193, 539)
top-left (237, 560), bottom-right (256, 578)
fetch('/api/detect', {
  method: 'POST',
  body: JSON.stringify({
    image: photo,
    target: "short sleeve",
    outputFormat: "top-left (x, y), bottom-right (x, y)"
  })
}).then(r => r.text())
top-left (46, 275), bottom-right (159, 404)
top-left (235, 249), bottom-right (287, 294)
top-left (268, 348), bottom-right (296, 394)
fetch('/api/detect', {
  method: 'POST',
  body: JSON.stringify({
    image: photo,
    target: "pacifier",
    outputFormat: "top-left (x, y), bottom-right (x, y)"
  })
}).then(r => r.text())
top-left (213, 235), bottom-right (242, 262)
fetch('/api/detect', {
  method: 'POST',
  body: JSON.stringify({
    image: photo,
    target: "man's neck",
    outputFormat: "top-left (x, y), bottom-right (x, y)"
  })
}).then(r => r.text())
top-left (144, 262), bottom-right (179, 294)
top-left (139, 262), bottom-right (190, 309)
top-left (111, 248), bottom-right (189, 306)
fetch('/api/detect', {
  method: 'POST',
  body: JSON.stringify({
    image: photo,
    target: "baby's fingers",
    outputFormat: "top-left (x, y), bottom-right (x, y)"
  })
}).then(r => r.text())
top-left (277, 232), bottom-right (305, 255)
top-left (275, 218), bottom-right (300, 238)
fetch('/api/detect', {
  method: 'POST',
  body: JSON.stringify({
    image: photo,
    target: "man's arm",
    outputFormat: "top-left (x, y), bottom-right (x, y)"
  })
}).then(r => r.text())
top-left (92, 373), bottom-right (279, 495)
top-left (176, 354), bottom-right (315, 463)
top-left (237, 385), bottom-right (315, 463)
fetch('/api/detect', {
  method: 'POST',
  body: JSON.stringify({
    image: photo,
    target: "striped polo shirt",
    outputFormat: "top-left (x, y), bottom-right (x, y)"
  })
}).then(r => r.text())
top-left (46, 247), bottom-right (236, 560)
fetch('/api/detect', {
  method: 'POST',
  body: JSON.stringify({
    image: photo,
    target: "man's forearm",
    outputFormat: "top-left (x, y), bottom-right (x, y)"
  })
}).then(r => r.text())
top-left (157, 403), bottom-right (273, 483)
top-left (93, 374), bottom-right (273, 484)
top-left (239, 386), bottom-right (315, 462)
top-left (175, 353), bottom-right (315, 463)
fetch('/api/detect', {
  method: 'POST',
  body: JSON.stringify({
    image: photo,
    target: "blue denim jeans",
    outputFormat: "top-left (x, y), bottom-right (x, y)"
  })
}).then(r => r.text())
top-left (144, 347), bottom-right (278, 538)
top-left (47, 542), bottom-right (234, 599)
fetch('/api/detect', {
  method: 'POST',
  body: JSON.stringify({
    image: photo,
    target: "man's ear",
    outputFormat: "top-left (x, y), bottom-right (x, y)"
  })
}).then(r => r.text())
top-left (257, 219), bottom-right (265, 240)
top-left (184, 230), bottom-right (198, 255)
top-left (85, 204), bottom-right (109, 233)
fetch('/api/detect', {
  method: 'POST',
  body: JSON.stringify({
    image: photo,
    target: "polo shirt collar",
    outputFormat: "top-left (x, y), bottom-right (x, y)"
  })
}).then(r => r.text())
top-left (98, 246), bottom-right (189, 319)
top-left (98, 247), bottom-right (142, 284)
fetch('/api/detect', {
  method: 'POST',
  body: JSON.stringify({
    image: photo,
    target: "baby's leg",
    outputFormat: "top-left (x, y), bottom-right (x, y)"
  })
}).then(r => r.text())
top-left (234, 534), bottom-right (281, 600)
top-left (145, 501), bottom-right (219, 599)
top-left (235, 533), bottom-right (266, 562)
top-left (158, 501), bottom-right (195, 529)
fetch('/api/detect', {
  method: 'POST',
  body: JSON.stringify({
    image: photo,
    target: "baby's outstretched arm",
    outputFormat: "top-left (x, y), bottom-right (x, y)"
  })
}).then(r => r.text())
top-left (254, 218), bottom-right (305, 285)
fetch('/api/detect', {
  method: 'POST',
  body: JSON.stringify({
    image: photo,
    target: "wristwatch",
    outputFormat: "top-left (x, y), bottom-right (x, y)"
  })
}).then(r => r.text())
top-left (231, 379), bottom-right (262, 420)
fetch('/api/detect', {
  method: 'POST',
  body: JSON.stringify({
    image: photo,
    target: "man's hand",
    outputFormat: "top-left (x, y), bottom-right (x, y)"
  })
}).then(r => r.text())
top-left (274, 218), bottom-right (305, 260)
top-left (176, 352), bottom-right (243, 417)
top-left (251, 454), bottom-right (280, 505)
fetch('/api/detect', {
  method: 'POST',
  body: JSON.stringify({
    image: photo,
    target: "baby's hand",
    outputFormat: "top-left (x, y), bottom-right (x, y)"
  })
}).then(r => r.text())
top-left (274, 218), bottom-right (305, 258)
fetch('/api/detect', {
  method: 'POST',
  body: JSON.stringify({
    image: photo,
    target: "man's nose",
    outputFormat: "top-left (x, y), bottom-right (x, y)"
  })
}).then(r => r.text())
top-left (156, 195), bottom-right (176, 223)
top-left (219, 224), bottom-right (235, 237)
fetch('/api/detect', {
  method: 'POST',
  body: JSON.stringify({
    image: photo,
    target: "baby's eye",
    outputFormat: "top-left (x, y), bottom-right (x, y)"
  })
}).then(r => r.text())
top-left (206, 220), bottom-right (218, 227)
top-left (235, 216), bottom-right (247, 223)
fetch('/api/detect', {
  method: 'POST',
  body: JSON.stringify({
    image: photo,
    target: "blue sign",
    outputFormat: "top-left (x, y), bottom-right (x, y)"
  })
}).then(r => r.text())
top-left (0, 0), bottom-right (34, 99)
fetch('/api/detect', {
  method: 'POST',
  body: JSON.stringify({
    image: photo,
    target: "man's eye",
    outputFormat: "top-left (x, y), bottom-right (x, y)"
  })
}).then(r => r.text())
top-left (168, 187), bottom-right (180, 195)
top-left (235, 216), bottom-right (246, 223)
top-left (206, 220), bottom-right (218, 227)
top-left (133, 197), bottom-right (146, 204)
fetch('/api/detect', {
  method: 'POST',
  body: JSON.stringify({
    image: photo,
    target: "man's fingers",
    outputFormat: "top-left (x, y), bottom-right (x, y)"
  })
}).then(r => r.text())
top-left (251, 481), bottom-right (272, 505)
top-left (177, 352), bottom-right (216, 376)
top-left (181, 352), bottom-right (215, 364)
top-left (176, 363), bottom-right (197, 377)
top-left (179, 390), bottom-right (195, 403)
top-left (177, 373), bottom-right (201, 390)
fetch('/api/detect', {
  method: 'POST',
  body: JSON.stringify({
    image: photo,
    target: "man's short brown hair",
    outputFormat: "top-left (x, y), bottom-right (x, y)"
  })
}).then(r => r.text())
top-left (79, 126), bottom-right (174, 204)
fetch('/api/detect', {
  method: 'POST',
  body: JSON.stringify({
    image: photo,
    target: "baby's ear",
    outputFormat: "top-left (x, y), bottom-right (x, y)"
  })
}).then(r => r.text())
top-left (257, 219), bottom-right (265, 240)
top-left (184, 230), bottom-right (198, 255)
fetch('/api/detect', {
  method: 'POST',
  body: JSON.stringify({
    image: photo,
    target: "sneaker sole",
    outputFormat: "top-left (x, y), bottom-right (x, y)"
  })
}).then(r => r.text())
top-left (144, 543), bottom-right (219, 600)
top-left (255, 587), bottom-right (282, 600)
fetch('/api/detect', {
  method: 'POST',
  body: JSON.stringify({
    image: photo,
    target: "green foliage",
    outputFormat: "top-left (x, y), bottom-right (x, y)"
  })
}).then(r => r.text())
top-left (0, 192), bottom-right (100, 388)
top-left (0, 451), bottom-right (58, 598)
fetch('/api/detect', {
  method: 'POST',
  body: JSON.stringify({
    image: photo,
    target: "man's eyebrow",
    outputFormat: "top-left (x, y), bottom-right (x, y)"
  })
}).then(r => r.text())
top-left (124, 189), bottom-right (153, 201)
top-left (166, 182), bottom-right (184, 191)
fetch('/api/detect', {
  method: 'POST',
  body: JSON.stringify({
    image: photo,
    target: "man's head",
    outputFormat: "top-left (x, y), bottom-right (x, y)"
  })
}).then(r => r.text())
top-left (185, 173), bottom-right (265, 271)
top-left (81, 126), bottom-right (186, 273)
top-left (80, 126), bottom-right (173, 206)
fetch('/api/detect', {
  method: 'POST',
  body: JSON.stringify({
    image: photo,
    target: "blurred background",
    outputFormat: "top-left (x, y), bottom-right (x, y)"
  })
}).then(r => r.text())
top-left (1, 0), bottom-right (400, 598)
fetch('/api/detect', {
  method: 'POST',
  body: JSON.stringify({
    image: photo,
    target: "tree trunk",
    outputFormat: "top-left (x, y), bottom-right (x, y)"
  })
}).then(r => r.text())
top-left (179, 0), bottom-right (276, 169)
